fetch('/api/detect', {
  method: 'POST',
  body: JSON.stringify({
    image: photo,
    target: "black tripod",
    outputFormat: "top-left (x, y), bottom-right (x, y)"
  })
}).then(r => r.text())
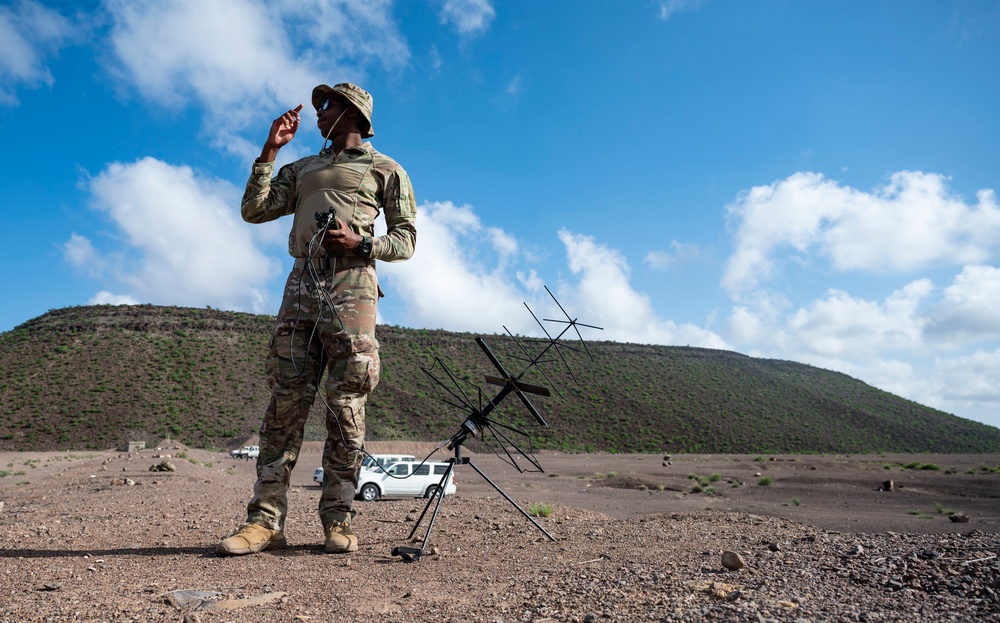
top-left (391, 413), bottom-right (556, 562)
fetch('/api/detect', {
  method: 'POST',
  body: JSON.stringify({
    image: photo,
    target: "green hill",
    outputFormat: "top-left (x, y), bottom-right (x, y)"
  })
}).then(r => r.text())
top-left (1, 305), bottom-right (998, 453)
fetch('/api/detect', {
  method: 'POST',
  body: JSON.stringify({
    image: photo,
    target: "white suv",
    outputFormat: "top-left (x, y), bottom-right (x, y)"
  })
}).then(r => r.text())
top-left (313, 454), bottom-right (417, 484)
top-left (311, 461), bottom-right (456, 499)
top-left (356, 461), bottom-right (457, 501)
top-left (362, 454), bottom-right (416, 472)
top-left (230, 445), bottom-right (259, 459)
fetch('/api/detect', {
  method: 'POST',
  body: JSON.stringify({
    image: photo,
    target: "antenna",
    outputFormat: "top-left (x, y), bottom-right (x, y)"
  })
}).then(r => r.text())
top-left (391, 287), bottom-right (601, 561)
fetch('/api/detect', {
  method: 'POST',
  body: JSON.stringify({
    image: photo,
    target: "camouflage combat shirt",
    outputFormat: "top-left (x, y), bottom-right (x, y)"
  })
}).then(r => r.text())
top-left (241, 143), bottom-right (416, 262)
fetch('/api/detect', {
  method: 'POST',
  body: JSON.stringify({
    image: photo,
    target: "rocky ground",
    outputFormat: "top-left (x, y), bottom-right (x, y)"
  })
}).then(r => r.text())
top-left (1, 444), bottom-right (998, 622)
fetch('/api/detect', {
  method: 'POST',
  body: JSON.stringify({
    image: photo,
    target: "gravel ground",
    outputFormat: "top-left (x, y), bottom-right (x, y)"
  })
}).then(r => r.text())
top-left (1, 445), bottom-right (998, 622)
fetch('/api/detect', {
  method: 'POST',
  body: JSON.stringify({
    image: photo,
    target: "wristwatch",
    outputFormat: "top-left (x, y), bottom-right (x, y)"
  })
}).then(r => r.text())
top-left (357, 236), bottom-right (373, 258)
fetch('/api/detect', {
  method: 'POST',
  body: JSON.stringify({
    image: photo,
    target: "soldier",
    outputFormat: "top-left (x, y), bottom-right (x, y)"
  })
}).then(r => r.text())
top-left (217, 83), bottom-right (416, 555)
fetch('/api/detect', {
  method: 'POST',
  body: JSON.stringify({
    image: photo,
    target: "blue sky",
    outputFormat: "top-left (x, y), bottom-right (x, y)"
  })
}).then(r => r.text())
top-left (3, 0), bottom-right (1000, 429)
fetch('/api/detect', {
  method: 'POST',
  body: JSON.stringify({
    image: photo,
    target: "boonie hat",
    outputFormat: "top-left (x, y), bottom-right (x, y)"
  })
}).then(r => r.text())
top-left (312, 82), bottom-right (374, 138)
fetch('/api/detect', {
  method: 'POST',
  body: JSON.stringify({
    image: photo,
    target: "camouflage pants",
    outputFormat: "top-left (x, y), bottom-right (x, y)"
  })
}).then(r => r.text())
top-left (246, 259), bottom-right (380, 531)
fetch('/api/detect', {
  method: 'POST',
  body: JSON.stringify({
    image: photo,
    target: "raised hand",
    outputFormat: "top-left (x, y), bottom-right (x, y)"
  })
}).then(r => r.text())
top-left (259, 104), bottom-right (303, 162)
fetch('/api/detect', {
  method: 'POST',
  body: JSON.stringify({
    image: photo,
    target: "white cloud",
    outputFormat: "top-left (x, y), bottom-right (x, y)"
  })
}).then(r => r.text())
top-left (784, 280), bottom-right (933, 359)
top-left (726, 289), bottom-right (790, 346)
top-left (0, 0), bottom-right (74, 105)
top-left (439, 0), bottom-right (495, 35)
top-left (555, 230), bottom-right (727, 348)
top-left (102, 0), bottom-right (408, 158)
top-left (936, 349), bottom-right (1000, 403)
top-left (89, 291), bottom-right (139, 306)
top-left (658, 0), bottom-right (704, 21)
top-left (929, 264), bottom-right (1000, 341)
top-left (377, 202), bottom-right (726, 348)
top-left (717, 170), bottom-right (1000, 428)
top-left (728, 280), bottom-right (936, 367)
top-left (645, 240), bottom-right (702, 271)
top-left (377, 201), bottom-right (528, 333)
top-left (506, 74), bottom-right (522, 98)
top-left (724, 260), bottom-right (1000, 427)
top-left (723, 171), bottom-right (1000, 292)
top-left (63, 233), bottom-right (107, 278)
top-left (428, 45), bottom-right (443, 71)
top-left (70, 157), bottom-right (280, 312)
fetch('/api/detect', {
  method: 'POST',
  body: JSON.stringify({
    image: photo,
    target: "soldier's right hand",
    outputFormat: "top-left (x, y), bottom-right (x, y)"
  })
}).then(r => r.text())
top-left (266, 104), bottom-right (303, 149)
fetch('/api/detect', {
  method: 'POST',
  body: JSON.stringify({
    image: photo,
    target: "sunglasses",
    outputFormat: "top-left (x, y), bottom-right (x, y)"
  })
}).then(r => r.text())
top-left (320, 96), bottom-right (348, 112)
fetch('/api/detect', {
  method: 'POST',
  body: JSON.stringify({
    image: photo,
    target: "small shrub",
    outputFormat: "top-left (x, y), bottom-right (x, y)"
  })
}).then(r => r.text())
top-left (529, 503), bottom-right (553, 518)
top-left (792, 498), bottom-right (801, 506)
top-left (758, 477), bottom-right (773, 486)
top-left (690, 484), bottom-right (703, 493)
top-left (708, 473), bottom-right (722, 483)
top-left (920, 463), bottom-right (940, 471)
top-left (932, 501), bottom-right (955, 514)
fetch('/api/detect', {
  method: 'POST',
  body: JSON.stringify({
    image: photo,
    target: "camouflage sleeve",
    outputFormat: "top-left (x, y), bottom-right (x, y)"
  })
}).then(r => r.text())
top-left (241, 159), bottom-right (297, 223)
top-left (373, 166), bottom-right (417, 262)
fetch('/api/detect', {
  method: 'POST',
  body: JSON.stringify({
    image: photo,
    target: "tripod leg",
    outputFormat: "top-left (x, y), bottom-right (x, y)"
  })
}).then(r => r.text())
top-left (466, 459), bottom-right (556, 542)
top-left (393, 460), bottom-right (455, 562)
top-left (405, 459), bottom-right (454, 539)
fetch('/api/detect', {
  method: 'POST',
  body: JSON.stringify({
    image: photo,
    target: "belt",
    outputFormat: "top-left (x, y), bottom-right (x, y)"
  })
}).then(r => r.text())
top-left (293, 255), bottom-right (373, 272)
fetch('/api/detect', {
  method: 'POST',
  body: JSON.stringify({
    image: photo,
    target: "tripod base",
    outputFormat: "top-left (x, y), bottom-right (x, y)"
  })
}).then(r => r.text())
top-left (391, 450), bottom-right (556, 562)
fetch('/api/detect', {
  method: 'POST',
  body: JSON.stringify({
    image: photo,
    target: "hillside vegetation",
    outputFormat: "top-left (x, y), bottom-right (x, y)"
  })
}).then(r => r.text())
top-left (2, 305), bottom-right (998, 453)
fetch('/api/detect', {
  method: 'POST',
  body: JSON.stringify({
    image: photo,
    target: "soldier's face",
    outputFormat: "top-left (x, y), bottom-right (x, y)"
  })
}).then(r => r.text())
top-left (317, 95), bottom-right (354, 135)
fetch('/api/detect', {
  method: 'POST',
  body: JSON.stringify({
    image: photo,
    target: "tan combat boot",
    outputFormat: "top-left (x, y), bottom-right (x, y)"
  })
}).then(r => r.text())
top-left (216, 522), bottom-right (287, 556)
top-left (324, 520), bottom-right (358, 553)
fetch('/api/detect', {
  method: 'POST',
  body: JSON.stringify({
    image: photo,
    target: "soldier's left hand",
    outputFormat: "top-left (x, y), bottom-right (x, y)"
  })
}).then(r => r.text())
top-left (322, 218), bottom-right (362, 253)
